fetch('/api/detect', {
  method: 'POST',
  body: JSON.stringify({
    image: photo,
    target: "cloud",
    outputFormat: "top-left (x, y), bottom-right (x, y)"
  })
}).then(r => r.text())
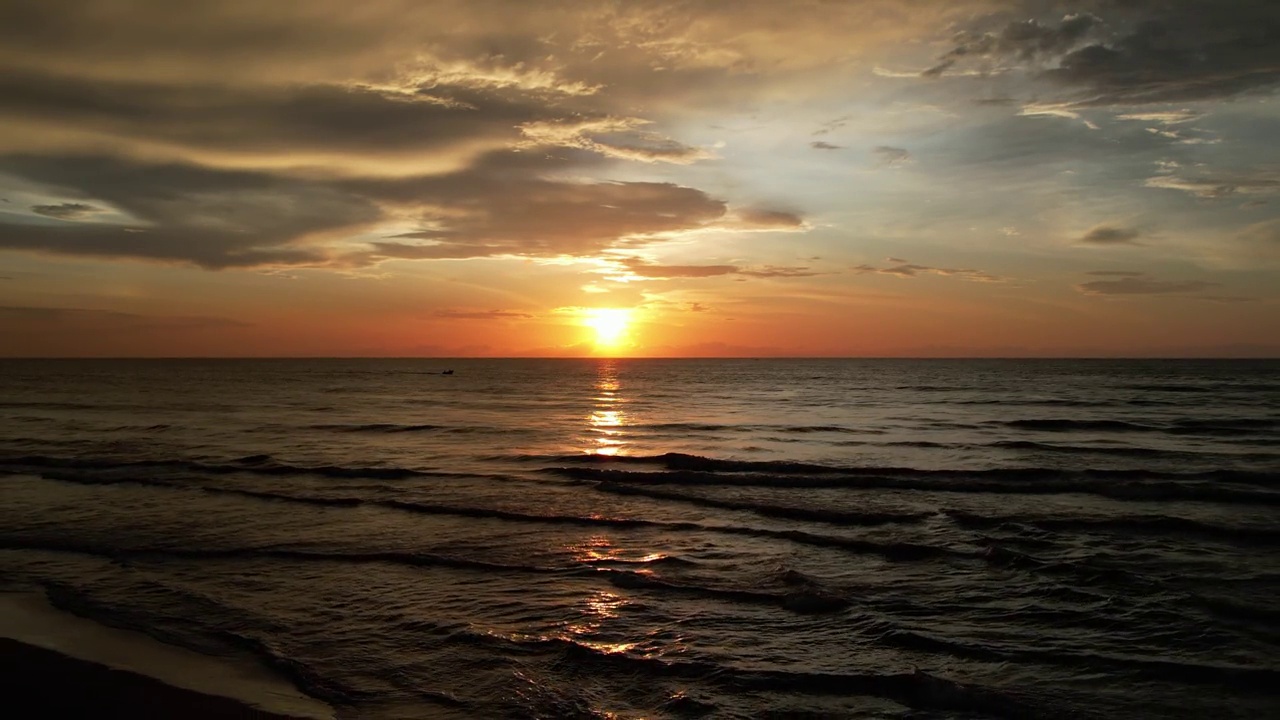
top-left (924, 12), bottom-right (1101, 76)
top-left (0, 154), bottom-right (384, 269)
top-left (1144, 168), bottom-right (1280, 199)
top-left (360, 166), bottom-right (731, 262)
top-left (0, 67), bottom-right (557, 174)
top-left (1078, 225), bottom-right (1142, 245)
top-left (1116, 110), bottom-right (1202, 125)
top-left (30, 202), bottom-right (101, 220)
top-left (618, 257), bottom-right (819, 280)
top-left (433, 309), bottom-right (534, 319)
top-left (927, 2), bottom-right (1280, 106)
top-left (622, 258), bottom-right (737, 278)
top-left (0, 151), bottom-right (745, 268)
top-left (872, 146), bottom-right (911, 168)
top-left (852, 259), bottom-right (1002, 282)
top-left (518, 117), bottom-right (713, 164)
top-left (810, 141), bottom-right (842, 150)
top-left (1018, 102), bottom-right (1099, 130)
top-left (1075, 273), bottom-right (1219, 296)
top-left (737, 265), bottom-right (822, 278)
top-left (1047, 2), bottom-right (1280, 106)
top-left (732, 208), bottom-right (805, 230)
top-left (1085, 270), bottom-right (1144, 277)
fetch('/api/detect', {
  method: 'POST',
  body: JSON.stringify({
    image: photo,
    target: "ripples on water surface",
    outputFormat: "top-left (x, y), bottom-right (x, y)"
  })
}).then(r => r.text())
top-left (1, 358), bottom-right (1277, 718)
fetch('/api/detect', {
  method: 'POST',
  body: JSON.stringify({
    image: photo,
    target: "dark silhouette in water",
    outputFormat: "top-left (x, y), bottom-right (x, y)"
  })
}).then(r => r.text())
top-left (442, 369), bottom-right (454, 375)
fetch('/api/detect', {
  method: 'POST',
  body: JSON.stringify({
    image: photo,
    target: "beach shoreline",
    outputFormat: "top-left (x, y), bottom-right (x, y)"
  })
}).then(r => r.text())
top-left (0, 591), bottom-right (333, 720)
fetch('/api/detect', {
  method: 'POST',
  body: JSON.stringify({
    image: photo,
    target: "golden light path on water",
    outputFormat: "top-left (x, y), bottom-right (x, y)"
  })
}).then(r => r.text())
top-left (585, 360), bottom-right (627, 456)
top-left (563, 537), bottom-right (680, 657)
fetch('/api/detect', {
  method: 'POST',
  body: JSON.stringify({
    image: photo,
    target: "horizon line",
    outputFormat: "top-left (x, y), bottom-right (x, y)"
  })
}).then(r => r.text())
top-left (2, 355), bottom-right (1277, 361)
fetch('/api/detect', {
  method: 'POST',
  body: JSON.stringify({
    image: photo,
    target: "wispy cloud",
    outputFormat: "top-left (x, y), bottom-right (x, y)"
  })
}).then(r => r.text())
top-left (433, 309), bottom-right (535, 320)
top-left (617, 257), bottom-right (820, 280)
top-left (518, 117), bottom-right (714, 164)
top-left (852, 259), bottom-right (1002, 282)
top-left (1075, 273), bottom-right (1224, 297)
top-left (1145, 168), bottom-right (1280, 199)
top-left (1117, 110), bottom-right (1202, 125)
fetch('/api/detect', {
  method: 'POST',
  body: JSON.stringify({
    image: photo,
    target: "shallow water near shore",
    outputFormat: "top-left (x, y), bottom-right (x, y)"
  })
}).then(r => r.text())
top-left (2, 358), bottom-right (1278, 718)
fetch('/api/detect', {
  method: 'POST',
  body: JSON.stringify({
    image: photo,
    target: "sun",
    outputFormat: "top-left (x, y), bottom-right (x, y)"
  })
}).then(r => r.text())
top-left (583, 308), bottom-right (633, 349)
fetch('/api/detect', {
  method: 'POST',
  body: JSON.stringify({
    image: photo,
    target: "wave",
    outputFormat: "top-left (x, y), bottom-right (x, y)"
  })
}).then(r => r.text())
top-left (526, 451), bottom-right (1277, 482)
top-left (1119, 384), bottom-right (1208, 393)
top-left (545, 465), bottom-right (1280, 506)
top-left (19, 469), bottom-right (959, 563)
top-left (13, 450), bottom-right (1276, 508)
top-left (1003, 417), bottom-right (1279, 436)
top-left (990, 440), bottom-right (1180, 457)
top-left (309, 423), bottom-right (446, 433)
top-left (1193, 594), bottom-right (1280, 627)
top-left (879, 626), bottom-right (1278, 690)
top-left (8, 536), bottom-right (848, 616)
top-left (639, 422), bottom-right (737, 432)
top-left (0, 454), bottom-right (430, 481)
top-left (373, 498), bottom-right (953, 562)
top-left (950, 398), bottom-right (1129, 407)
top-left (457, 630), bottom-right (1052, 719)
top-left (594, 481), bottom-right (931, 526)
top-left (600, 569), bottom-right (850, 614)
top-left (1168, 418), bottom-right (1280, 436)
top-left (946, 510), bottom-right (1280, 546)
top-left (1121, 383), bottom-right (1280, 393)
top-left (1004, 419), bottom-right (1159, 432)
top-left (781, 425), bottom-right (859, 434)
top-left (0, 536), bottom-right (570, 576)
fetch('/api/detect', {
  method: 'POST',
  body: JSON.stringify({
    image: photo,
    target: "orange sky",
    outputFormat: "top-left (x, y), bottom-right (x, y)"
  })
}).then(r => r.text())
top-left (1, 0), bottom-right (1277, 357)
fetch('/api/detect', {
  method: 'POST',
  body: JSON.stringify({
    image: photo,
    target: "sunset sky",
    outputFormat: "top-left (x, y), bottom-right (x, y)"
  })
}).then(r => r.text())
top-left (1, 0), bottom-right (1277, 357)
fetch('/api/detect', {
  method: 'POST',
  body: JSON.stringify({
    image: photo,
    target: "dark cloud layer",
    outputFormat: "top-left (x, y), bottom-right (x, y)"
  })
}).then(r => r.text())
top-left (931, 1), bottom-right (1280, 106)
top-left (925, 12), bottom-right (1101, 76)
top-left (30, 202), bottom-right (99, 220)
top-left (362, 170), bottom-right (732, 262)
top-left (1078, 225), bottom-right (1141, 245)
top-left (0, 154), bottom-right (382, 268)
top-left (0, 1), bottom-right (832, 272)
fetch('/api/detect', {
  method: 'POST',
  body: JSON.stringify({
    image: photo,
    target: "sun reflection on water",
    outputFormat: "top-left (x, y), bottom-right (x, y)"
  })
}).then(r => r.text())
top-left (585, 360), bottom-right (628, 456)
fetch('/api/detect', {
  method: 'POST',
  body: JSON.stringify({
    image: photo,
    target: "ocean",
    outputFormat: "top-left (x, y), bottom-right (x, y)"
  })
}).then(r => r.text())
top-left (1, 358), bottom-right (1277, 719)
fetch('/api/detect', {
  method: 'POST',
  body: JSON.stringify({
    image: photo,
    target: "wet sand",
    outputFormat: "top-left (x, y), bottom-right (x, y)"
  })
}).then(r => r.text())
top-left (0, 592), bottom-right (333, 720)
top-left (1, 637), bottom-right (313, 719)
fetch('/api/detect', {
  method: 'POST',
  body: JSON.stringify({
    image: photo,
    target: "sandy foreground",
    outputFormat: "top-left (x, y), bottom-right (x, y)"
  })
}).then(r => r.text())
top-left (0, 592), bottom-right (334, 720)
